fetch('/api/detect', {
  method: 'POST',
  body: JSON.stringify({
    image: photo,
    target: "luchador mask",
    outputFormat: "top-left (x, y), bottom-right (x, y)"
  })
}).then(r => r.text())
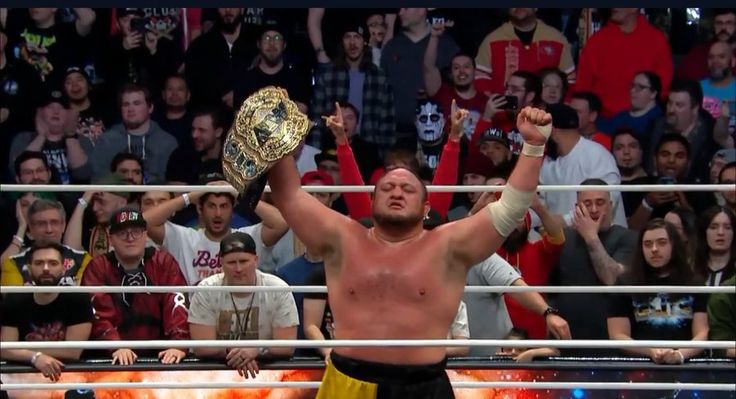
top-left (414, 100), bottom-right (445, 143)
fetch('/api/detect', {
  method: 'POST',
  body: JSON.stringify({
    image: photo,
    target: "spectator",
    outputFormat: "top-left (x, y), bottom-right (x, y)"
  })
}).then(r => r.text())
top-left (472, 70), bottom-right (541, 156)
top-left (366, 12), bottom-right (388, 67)
top-left (166, 106), bottom-right (226, 185)
top-left (307, 9), bottom-right (396, 65)
top-left (189, 232), bottom-right (298, 378)
top-left (719, 161), bottom-right (736, 212)
top-left (0, 25), bottom-right (44, 147)
top-left (424, 20), bottom-right (488, 138)
top-left (0, 241), bottom-right (93, 381)
top-left (607, 219), bottom-right (708, 363)
top-left (1, 192), bottom-right (45, 264)
top-left (695, 206), bottom-right (736, 286)
top-left (63, 66), bottom-right (109, 146)
top-left (710, 149), bottom-right (736, 206)
top-left (111, 152), bottom-right (144, 185)
top-left (63, 174), bottom-right (131, 257)
top-left (82, 208), bottom-right (189, 364)
top-left (382, 8), bottom-right (459, 141)
top-left (152, 75), bottom-right (192, 145)
top-left (539, 68), bottom-right (568, 107)
top-left (1, 8), bottom-right (96, 86)
top-left (92, 83), bottom-right (178, 182)
top-left (474, 8), bottom-right (574, 95)
top-left (447, 155), bottom-right (495, 221)
top-left (496, 328), bottom-right (560, 362)
top-left (410, 98), bottom-right (449, 172)
top-left (700, 42), bottom-right (736, 120)
top-left (707, 275), bottom-right (736, 358)
top-left (539, 104), bottom-right (627, 227)
top-left (314, 148), bottom-right (348, 215)
top-left (7, 150), bottom-right (78, 214)
top-left (320, 102), bottom-right (382, 183)
top-left (477, 126), bottom-right (516, 169)
top-left (108, 8), bottom-right (202, 55)
top-left (598, 71), bottom-right (664, 138)
top-left (664, 207), bottom-right (699, 268)
top-left (8, 90), bottom-right (93, 184)
top-left (233, 17), bottom-right (310, 112)
top-left (570, 91), bottom-right (611, 150)
top-left (142, 177), bottom-right (289, 285)
top-left (550, 179), bottom-right (638, 357)
top-left (629, 134), bottom-right (716, 231)
top-left (310, 21), bottom-right (395, 156)
top-left (1, 199), bottom-right (91, 286)
top-left (104, 8), bottom-right (181, 96)
top-left (186, 8), bottom-right (256, 110)
top-left (612, 129), bottom-right (650, 218)
top-left (576, 8), bottom-right (673, 118)
top-left (677, 9), bottom-right (736, 82)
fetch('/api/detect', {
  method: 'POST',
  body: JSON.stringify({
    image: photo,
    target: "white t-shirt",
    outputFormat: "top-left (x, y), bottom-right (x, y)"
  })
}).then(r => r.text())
top-left (188, 271), bottom-right (299, 340)
top-left (163, 222), bottom-right (263, 285)
top-left (540, 138), bottom-right (627, 228)
top-left (448, 301), bottom-right (469, 339)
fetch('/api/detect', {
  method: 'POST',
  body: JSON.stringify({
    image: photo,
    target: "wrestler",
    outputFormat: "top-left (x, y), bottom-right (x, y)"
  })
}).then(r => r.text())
top-left (267, 104), bottom-right (552, 399)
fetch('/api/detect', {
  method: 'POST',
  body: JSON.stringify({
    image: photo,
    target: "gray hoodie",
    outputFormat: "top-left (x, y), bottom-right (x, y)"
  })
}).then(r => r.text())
top-left (92, 120), bottom-right (178, 182)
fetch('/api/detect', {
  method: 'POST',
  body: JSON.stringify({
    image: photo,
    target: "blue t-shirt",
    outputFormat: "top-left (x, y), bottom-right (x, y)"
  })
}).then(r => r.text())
top-left (598, 106), bottom-right (663, 138)
top-left (275, 256), bottom-right (324, 345)
top-left (348, 68), bottom-right (365, 132)
top-left (701, 79), bottom-right (736, 120)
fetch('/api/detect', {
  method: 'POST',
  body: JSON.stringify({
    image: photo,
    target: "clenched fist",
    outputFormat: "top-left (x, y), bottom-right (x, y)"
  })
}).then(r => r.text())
top-left (516, 107), bottom-right (552, 146)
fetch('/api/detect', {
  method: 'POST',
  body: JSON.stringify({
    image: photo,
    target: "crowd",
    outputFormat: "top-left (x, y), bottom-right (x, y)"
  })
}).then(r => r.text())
top-left (0, 7), bottom-right (735, 383)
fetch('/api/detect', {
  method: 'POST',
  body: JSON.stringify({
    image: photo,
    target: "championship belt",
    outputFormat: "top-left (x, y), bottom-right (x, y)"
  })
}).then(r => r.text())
top-left (222, 87), bottom-right (313, 209)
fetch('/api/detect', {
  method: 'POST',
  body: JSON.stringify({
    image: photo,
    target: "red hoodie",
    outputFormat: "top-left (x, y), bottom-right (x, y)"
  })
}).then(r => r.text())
top-left (337, 139), bottom-right (461, 220)
top-left (575, 15), bottom-right (673, 118)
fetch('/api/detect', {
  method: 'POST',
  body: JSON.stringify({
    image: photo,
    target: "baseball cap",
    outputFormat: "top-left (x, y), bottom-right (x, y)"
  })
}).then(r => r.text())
top-left (220, 232), bottom-right (257, 256)
top-left (64, 66), bottom-right (91, 83)
top-left (109, 208), bottom-right (147, 234)
top-left (713, 148), bottom-right (736, 164)
top-left (314, 149), bottom-right (338, 165)
top-left (546, 103), bottom-right (579, 130)
top-left (338, 18), bottom-right (367, 39)
top-left (301, 170), bottom-right (335, 185)
top-left (479, 127), bottom-right (510, 148)
top-left (39, 89), bottom-right (70, 109)
top-left (116, 8), bottom-right (144, 18)
top-left (257, 16), bottom-right (287, 38)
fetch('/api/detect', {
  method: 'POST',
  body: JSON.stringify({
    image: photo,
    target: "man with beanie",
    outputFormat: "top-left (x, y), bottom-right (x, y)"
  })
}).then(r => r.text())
top-left (189, 231), bottom-right (298, 378)
top-left (82, 208), bottom-right (189, 365)
top-left (309, 19), bottom-right (395, 156)
top-left (539, 103), bottom-right (626, 228)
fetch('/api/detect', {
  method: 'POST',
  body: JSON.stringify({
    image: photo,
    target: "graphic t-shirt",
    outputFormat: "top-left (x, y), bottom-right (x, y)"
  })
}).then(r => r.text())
top-left (76, 104), bottom-right (109, 146)
top-left (162, 222), bottom-right (263, 285)
top-left (188, 271), bottom-right (299, 340)
top-left (701, 79), bottom-right (736, 120)
top-left (41, 139), bottom-right (72, 184)
top-left (0, 293), bottom-right (94, 341)
top-left (433, 83), bottom-right (488, 139)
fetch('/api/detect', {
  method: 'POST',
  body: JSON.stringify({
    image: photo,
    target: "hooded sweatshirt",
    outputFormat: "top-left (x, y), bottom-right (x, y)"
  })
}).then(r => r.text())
top-left (91, 120), bottom-right (178, 183)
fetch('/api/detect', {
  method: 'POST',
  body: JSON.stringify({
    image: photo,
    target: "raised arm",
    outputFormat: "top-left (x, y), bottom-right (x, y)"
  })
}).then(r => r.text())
top-left (143, 189), bottom-right (204, 245)
top-left (253, 200), bottom-right (289, 247)
top-left (429, 100), bottom-right (463, 218)
top-left (268, 155), bottom-right (348, 255)
top-left (307, 8), bottom-right (330, 64)
top-left (445, 107), bottom-right (552, 268)
top-left (63, 191), bottom-right (94, 250)
top-left (423, 22), bottom-right (445, 97)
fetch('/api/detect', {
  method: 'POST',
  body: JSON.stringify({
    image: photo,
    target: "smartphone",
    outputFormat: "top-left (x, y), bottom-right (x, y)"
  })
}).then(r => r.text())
top-left (502, 95), bottom-right (518, 110)
top-left (130, 17), bottom-right (148, 36)
top-left (427, 9), bottom-right (446, 26)
top-left (658, 176), bottom-right (676, 185)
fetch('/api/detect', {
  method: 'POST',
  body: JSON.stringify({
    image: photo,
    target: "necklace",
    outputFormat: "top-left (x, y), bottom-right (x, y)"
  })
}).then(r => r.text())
top-left (229, 285), bottom-right (256, 339)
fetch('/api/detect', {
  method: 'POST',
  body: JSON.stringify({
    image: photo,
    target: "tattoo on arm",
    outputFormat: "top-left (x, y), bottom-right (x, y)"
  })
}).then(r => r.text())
top-left (585, 238), bottom-right (623, 286)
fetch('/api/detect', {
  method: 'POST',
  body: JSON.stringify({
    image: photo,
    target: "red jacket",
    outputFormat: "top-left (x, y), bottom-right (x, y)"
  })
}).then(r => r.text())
top-left (82, 248), bottom-right (190, 353)
top-left (337, 139), bottom-right (461, 220)
top-left (575, 15), bottom-right (673, 118)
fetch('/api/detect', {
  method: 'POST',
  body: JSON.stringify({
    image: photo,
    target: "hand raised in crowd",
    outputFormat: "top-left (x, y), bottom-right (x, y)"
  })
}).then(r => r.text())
top-left (34, 108), bottom-right (50, 138)
top-left (158, 348), bottom-right (186, 364)
top-left (122, 31), bottom-right (143, 50)
top-left (644, 191), bottom-right (678, 208)
top-left (32, 353), bottom-right (64, 382)
top-left (144, 30), bottom-right (159, 55)
top-left (573, 204), bottom-right (603, 242)
top-left (322, 102), bottom-right (348, 145)
top-left (516, 107), bottom-right (552, 146)
top-left (545, 313), bottom-right (571, 340)
top-left (449, 99), bottom-right (469, 142)
top-left (483, 94), bottom-right (508, 120)
top-left (15, 199), bottom-right (28, 232)
top-left (111, 348), bottom-right (138, 365)
top-left (720, 100), bottom-right (732, 120)
top-left (429, 18), bottom-right (454, 37)
top-left (226, 347), bottom-right (260, 378)
top-left (222, 91), bottom-right (234, 109)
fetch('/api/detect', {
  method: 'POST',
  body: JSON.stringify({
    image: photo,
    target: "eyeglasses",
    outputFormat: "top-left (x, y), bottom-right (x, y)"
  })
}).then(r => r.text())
top-left (261, 34), bottom-right (284, 43)
top-left (631, 83), bottom-right (651, 92)
top-left (113, 228), bottom-right (146, 240)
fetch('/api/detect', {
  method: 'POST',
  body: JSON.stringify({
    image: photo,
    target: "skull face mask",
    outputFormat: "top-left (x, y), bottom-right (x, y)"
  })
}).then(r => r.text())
top-left (415, 100), bottom-right (445, 144)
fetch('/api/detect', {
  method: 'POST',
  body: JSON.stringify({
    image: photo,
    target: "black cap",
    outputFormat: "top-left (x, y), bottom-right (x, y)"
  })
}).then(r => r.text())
top-left (220, 232), bottom-right (257, 256)
top-left (257, 16), bottom-right (287, 39)
top-left (109, 208), bottom-right (147, 234)
top-left (64, 66), bottom-right (90, 83)
top-left (39, 89), bottom-right (70, 109)
top-left (479, 127), bottom-right (510, 148)
top-left (546, 103), bottom-right (579, 130)
top-left (116, 8), bottom-right (144, 18)
top-left (338, 18), bottom-right (367, 39)
top-left (314, 148), bottom-right (338, 165)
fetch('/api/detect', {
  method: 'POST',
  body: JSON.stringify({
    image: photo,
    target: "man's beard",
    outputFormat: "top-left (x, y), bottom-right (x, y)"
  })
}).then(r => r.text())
top-left (618, 165), bottom-right (638, 178)
top-left (454, 82), bottom-right (471, 93)
top-left (716, 29), bottom-right (736, 44)
top-left (373, 209), bottom-right (423, 229)
top-left (261, 52), bottom-right (282, 68)
top-left (545, 139), bottom-right (559, 160)
top-left (502, 228), bottom-right (529, 254)
top-left (218, 16), bottom-right (241, 34)
top-left (33, 273), bottom-right (61, 286)
top-left (709, 66), bottom-right (731, 82)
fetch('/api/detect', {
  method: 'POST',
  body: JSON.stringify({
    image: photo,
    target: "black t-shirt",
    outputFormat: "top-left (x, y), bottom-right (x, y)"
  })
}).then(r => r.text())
top-left (621, 176), bottom-right (650, 217)
top-left (152, 109), bottom-right (194, 147)
top-left (607, 276), bottom-right (707, 342)
top-left (1, 293), bottom-right (94, 341)
top-left (77, 102), bottom-right (112, 146)
top-left (233, 64), bottom-right (311, 111)
top-left (304, 266), bottom-right (334, 342)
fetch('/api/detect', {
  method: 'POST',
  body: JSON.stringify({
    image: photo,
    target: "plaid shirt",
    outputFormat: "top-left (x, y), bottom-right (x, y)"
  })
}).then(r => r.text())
top-left (309, 62), bottom-right (395, 154)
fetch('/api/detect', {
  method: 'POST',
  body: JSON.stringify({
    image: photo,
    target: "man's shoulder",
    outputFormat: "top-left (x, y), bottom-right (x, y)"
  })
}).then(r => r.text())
top-left (198, 273), bottom-right (225, 287)
top-left (535, 19), bottom-right (568, 42)
top-left (488, 22), bottom-right (515, 41)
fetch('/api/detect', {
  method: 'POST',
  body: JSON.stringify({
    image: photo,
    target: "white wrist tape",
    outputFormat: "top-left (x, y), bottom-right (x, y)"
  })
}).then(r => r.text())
top-left (520, 123), bottom-right (551, 157)
top-left (485, 184), bottom-right (534, 237)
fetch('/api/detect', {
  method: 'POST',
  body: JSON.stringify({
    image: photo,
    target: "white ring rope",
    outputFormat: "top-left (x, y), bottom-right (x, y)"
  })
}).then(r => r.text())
top-left (0, 381), bottom-right (733, 391)
top-left (2, 339), bottom-right (732, 351)
top-left (1, 184), bottom-right (733, 193)
top-left (3, 285), bottom-right (732, 294)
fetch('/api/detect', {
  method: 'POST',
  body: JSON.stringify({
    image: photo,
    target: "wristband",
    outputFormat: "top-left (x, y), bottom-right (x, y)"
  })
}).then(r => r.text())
top-left (30, 351), bottom-right (42, 365)
top-left (182, 193), bottom-right (191, 207)
top-left (12, 235), bottom-right (24, 246)
top-left (675, 350), bottom-right (685, 364)
top-left (521, 142), bottom-right (546, 157)
top-left (78, 197), bottom-right (88, 208)
top-left (641, 198), bottom-right (653, 211)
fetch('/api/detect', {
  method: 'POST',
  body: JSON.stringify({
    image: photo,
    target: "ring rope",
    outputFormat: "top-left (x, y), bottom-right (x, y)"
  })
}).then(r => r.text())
top-left (0, 381), bottom-right (733, 391)
top-left (3, 285), bottom-right (731, 294)
top-left (1, 184), bottom-right (733, 193)
top-left (2, 339), bottom-right (732, 351)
